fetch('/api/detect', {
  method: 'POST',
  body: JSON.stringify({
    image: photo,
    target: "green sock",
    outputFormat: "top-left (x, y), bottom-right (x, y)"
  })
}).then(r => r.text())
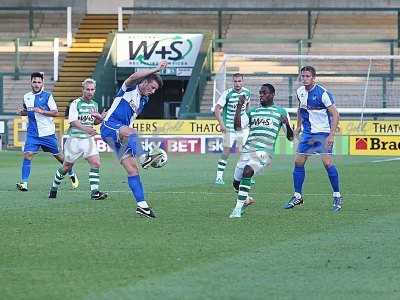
top-left (237, 177), bottom-right (251, 201)
top-left (216, 159), bottom-right (227, 178)
top-left (89, 168), bottom-right (100, 192)
top-left (51, 167), bottom-right (66, 191)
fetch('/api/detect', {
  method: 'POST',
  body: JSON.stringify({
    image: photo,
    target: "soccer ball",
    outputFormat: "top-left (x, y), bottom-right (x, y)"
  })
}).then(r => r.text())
top-left (150, 148), bottom-right (168, 168)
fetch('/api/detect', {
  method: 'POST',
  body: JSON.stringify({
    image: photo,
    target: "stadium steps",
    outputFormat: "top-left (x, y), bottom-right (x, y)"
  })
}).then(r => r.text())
top-left (53, 14), bottom-right (129, 114)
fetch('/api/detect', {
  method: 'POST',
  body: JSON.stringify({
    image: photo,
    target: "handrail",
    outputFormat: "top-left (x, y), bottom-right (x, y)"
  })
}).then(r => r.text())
top-left (213, 37), bottom-right (398, 44)
top-left (179, 32), bottom-right (213, 119)
top-left (92, 32), bottom-right (117, 111)
top-left (0, 6), bottom-right (67, 11)
top-left (123, 6), bottom-right (400, 12)
top-left (122, 6), bottom-right (400, 47)
top-left (0, 37), bottom-right (55, 42)
top-left (0, 37), bottom-right (63, 80)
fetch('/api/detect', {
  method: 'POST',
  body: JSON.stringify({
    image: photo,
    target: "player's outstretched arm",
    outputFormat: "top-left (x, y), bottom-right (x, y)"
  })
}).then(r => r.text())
top-left (124, 60), bottom-right (168, 86)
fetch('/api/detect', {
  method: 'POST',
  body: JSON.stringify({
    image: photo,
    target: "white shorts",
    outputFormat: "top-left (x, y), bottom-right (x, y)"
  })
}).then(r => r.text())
top-left (64, 136), bottom-right (99, 163)
top-left (234, 151), bottom-right (272, 181)
top-left (223, 128), bottom-right (249, 149)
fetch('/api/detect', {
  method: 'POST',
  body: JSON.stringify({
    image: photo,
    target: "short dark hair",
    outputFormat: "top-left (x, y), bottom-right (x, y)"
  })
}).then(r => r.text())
top-left (31, 72), bottom-right (44, 81)
top-left (145, 73), bottom-right (163, 88)
top-left (261, 83), bottom-right (275, 94)
top-left (232, 73), bottom-right (243, 79)
top-left (300, 66), bottom-right (316, 77)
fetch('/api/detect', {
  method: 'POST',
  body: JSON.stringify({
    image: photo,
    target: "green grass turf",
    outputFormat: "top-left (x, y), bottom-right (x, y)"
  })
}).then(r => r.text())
top-left (0, 151), bottom-right (399, 299)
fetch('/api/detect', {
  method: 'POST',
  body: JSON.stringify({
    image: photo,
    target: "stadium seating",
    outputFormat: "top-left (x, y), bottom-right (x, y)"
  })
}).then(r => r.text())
top-left (0, 10), bottom-right (82, 113)
top-left (127, 13), bottom-right (230, 33)
top-left (2, 7), bottom-right (400, 116)
top-left (199, 12), bottom-right (400, 112)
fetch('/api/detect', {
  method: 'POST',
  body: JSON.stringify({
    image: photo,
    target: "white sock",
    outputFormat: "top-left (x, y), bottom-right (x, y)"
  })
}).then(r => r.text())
top-left (137, 201), bottom-right (149, 209)
top-left (333, 192), bottom-right (341, 198)
top-left (216, 171), bottom-right (223, 179)
top-left (235, 200), bottom-right (245, 209)
top-left (294, 192), bottom-right (302, 199)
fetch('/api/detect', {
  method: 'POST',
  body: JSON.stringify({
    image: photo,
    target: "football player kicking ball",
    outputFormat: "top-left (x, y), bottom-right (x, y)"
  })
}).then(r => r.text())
top-left (48, 78), bottom-right (107, 200)
top-left (229, 84), bottom-right (294, 218)
top-left (100, 60), bottom-right (168, 219)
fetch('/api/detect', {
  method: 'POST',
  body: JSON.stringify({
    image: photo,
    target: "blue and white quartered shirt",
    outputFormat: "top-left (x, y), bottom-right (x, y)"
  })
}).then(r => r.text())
top-left (23, 90), bottom-right (57, 137)
top-left (103, 82), bottom-right (149, 129)
top-left (296, 84), bottom-right (334, 134)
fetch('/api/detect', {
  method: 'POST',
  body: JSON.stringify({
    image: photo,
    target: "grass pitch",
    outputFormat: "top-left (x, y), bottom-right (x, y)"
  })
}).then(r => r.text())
top-left (0, 151), bottom-right (399, 299)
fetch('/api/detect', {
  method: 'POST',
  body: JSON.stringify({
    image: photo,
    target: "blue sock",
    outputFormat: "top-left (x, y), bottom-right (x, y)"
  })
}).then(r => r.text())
top-left (326, 165), bottom-right (340, 193)
top-left (21, 158), bottom-right (31, 182)
top-left (68, 169), bottom-right (75, 177)
top-left (128, 175), bottom-right (145, 203)
top-left (293, 165), bottom-right (305, 194)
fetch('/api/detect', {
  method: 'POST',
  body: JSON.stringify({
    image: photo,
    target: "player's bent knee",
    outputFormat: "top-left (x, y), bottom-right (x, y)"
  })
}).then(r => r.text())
top-left (233, 180), bottom-right (240, 192)
top-left (243, 165), bottom-right (254, 178)
top-left (24, 152), bottom-right (34, 160)
top-left (295, 156), bottom-right (307, 166)
top-left (91, 161), bottom-right (101, 168)
top-left (87, 156), bottom-right (101, 168)
top-left (221, 152), bottom-right (229, 160)
top-left (63, 163), bottom-right (73, 173)
top-left (121, 156), bottom-right (139, 176)
top-left (119, 127), bottom-right (136, 140)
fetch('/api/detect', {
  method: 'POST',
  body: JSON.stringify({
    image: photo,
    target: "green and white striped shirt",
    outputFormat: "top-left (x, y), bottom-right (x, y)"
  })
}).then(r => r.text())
top-left (243, 104), bottom-right (289, 154)
top-left (67, 97), bottom-right (98, 138)
top-left (216, 87), bottom-right (251, 131)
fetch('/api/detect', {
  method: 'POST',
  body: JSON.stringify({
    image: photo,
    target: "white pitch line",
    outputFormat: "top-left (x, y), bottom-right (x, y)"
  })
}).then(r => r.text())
top-left (371, 157), bottom-right (400, 163)
top-left (0, 190), bottom-right (391, 198)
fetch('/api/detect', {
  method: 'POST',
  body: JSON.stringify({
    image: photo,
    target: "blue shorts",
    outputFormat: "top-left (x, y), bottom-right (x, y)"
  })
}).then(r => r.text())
top-left (100, 123), bottom-right (144, 160)
top-left (24, 134), bottom-right (60, 155)
top-left (297, 133), bottom-right (332, 155)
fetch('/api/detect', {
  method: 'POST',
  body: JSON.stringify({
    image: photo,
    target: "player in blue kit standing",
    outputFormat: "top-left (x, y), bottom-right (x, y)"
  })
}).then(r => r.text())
top-left (100, 60), bottom-right (167, 219)
top-left (283, 66), bottom-right (343, 212)
top-left (16, 72), bottom-right (78, 191)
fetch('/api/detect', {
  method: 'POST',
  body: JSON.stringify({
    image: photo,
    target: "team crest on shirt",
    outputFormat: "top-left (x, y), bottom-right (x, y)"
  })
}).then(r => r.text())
top-left (128, 99), bottom-right (138, 113)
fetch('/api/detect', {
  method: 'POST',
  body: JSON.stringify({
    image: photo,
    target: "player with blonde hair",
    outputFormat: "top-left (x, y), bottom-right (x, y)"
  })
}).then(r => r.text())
top-left (48, 78), bottom-right (107, 200)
